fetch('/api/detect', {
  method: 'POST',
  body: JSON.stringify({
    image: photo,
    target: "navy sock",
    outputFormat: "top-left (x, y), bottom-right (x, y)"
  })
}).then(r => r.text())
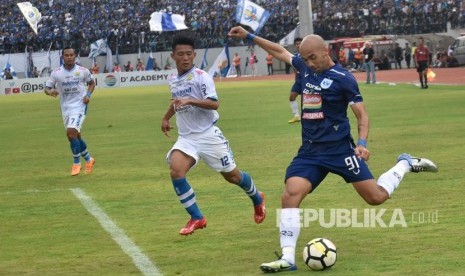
top-left (172, 178), bottom-right (203, 220)
top-left (79, 138), bottom-right (91, 161)
top-left (70, 138), bottom-right (81, 164)
top-left (238, 171), bottom-right (262, 206)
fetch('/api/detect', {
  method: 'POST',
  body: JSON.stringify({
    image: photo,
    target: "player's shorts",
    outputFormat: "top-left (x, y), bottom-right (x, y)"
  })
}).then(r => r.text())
top-left (166, 125), bottom-right (236, 172)
top-left (63, 113), bottom-right (86, 132)
top-left (416, 61), bottom-right (428, 73)
top-left (285, 139), bottom-right (374, 192)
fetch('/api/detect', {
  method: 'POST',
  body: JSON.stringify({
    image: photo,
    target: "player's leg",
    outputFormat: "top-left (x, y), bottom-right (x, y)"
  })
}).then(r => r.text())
top-left (77, 132), bottom-right (95, 174)
top-left (65, 114), bottom-right (87, 176)
top-left (370, 61), bottom-right (376, 84)
top-left (288, 90), bottom-right (300, 123)
top-left (260, 177), bottom-right (312, 273)
top-left (221, 168), bottom-right (266, 224)
top-left (417, 66), bottom-right (424, 88)
top-left (353, 153), bottom-right (438, 205)
top-left (422, 66), bottom-right (428, 88)
top-left (167, 143), bottom-right (206, 235)
top-left (365, 62), bottom-right (371, 84)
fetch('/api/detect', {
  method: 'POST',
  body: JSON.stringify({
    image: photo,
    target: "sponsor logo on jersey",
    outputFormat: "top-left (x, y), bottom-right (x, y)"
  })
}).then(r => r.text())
top-left (302, 94), bottom-right (322, 110)
top-left (305, 82), bottom-right (321, 91)
top-left (302, 112), bottom-right (324, 119)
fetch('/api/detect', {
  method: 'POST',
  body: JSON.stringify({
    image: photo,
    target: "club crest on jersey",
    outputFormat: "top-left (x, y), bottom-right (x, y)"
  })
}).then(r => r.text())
top-left (75, 72), bottom-right (81, 77)
top-left (186, 73), bottom-right (194, 81)
top-left (320, 78), bottom-right (333, 89)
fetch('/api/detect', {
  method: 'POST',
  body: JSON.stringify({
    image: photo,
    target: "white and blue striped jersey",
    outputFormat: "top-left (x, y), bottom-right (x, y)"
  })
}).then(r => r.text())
top-left (45, 64), bottom-right (93, 116)
top-left (169, 66), bottom-right (219, 136)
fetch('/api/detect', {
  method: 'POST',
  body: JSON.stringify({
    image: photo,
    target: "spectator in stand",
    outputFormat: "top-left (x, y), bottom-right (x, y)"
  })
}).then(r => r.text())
top-left (233, 52), bottom-right (241, 77)
top-left (136, 58), bottom-right (145, 71)
top-left (124, 61), bottom-right (134, 72)
top-left (112, 63), bottom-right (122, 72)
top-left (395, 43), bottom-right (403, 69)
top-left (91, 63), bottom-right (99, 74)
top-left (266, 53), bottom-right (273, 75)
top-left (354, 47), bottom-right (363, 70)
top-left (249, 50), bottom-right (257, 77)
top-left (153, 58), bottom-right (161, 70)
top-left (404, 42), bottom-right (412, 69)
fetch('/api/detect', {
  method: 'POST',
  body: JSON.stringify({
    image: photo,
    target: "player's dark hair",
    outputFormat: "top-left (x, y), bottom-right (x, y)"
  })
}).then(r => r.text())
top-left (172, 32), bottom-right (196, 50)
top-left (62, 46), bottom-right (76, 54)
top-left (294, 37), bottom-right (303, 44)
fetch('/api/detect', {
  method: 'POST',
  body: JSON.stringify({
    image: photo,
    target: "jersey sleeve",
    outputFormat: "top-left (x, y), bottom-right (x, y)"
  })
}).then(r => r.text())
top-left (198, 71), bottom-right (218, 101)
top-left (345, 74), bottom-right (363, 105)
top-left (45, 71), bottom-right (57, 89)
top-left (84, 68), bottom-right (94, 84)
top-left (290, 55), bottom-right (306, 73)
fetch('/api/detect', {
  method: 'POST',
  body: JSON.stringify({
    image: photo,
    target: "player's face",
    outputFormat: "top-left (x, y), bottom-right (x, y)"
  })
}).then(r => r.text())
top-left (171, 45), bottom-right (196, 74)
top-left (295, 41), bottom-right (302, 53)
top-left (300, 47), bottom-right (329, 73)
top-left (62, 49), bottom-right (76, 66)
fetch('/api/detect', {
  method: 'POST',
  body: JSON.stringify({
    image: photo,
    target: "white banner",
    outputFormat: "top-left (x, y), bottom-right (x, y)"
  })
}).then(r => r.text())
top-left (1, 70), bottom-right (176, 95)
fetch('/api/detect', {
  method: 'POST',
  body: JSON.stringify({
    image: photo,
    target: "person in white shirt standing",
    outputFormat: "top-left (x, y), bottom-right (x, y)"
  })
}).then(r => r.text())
top-left (45, 47), bottom-right (96, 176)
top-left (161, 33), bottom-right (266, 235)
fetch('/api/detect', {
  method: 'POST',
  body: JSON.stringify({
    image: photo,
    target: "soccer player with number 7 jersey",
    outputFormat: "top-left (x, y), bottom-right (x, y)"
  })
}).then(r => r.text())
top-left (45, 47), bottom-right (96, 176)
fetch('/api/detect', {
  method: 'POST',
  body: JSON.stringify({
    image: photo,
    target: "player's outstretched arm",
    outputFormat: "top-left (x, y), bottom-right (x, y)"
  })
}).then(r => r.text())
top-left (228, 26), bottom-right (293, 64)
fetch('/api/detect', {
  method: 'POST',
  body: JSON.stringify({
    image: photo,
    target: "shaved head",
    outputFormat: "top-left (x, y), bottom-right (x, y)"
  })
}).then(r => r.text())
top-left (299, 34), bottom-right (334, 73)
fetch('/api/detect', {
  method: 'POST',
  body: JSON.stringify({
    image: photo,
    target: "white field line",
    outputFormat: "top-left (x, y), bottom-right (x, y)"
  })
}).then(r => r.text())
top-left (70, 188), bottom-right (162, 276)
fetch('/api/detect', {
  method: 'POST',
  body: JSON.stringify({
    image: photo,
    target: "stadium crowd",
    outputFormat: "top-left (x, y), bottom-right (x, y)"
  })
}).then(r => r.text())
top-left (0, 0), bottom-right (464, 55)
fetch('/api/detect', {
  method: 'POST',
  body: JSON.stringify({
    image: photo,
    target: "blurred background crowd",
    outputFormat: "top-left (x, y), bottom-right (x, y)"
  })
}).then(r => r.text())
top-left (0, 0), bottom-right (464, 55)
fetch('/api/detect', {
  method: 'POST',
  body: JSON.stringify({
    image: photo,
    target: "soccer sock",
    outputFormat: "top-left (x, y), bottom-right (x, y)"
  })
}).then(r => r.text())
top-left (280, 208), bottom-right (301, 264)
top-left (377, 160), bottom-right (410, 196)
top-left (290, 100), bottom-right (299, 117)
top-left (79, 138), bottom-right (91, 162)
top-left (237, 171), bottom-right (262, 206)
top-left (419, 75), bottom-right (424, 86)
top-left (172, 177), bottom-right (203, 220)
top-left (424, 73), bottom-right (428, 86)
top-left (70, 138), bottom-right (81, 164)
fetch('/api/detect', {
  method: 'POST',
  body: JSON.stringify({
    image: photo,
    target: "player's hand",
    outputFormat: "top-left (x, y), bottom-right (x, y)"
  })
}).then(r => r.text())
top-left (83, 96), bottom-right (90, 104)
top-left (227, 26), bottom-right (248, 39)
top-left (48, 90), bottom-right (59, 98)
top-left (355, 145), bottom-right (370, 161)
top-left (161, 120), bottom-right (174, 138)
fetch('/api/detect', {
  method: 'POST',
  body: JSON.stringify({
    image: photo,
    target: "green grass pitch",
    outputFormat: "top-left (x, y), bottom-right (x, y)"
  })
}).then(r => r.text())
top-left (1, 80), bottom-right (465, 275)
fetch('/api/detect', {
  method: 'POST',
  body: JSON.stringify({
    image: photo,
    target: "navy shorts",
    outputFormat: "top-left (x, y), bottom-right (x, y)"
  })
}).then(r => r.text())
top-left (285, 139), bottom-right (374, 192)
top-left (290, 81), bottom-right (301, 94)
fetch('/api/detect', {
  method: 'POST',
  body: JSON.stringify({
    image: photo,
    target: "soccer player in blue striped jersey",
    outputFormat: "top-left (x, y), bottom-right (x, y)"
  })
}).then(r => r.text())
top-left (228, 26), bottom-right (438, 273)
top-left (45, 47), bottom-right (96, 176)
top-left (161, 33), bottom-right (266, 236)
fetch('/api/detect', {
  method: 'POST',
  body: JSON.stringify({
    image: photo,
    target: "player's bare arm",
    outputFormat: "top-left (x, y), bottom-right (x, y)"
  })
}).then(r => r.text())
top-left (350, 102), bottom-right (370, 161)
top-left (161, 105), bottom-right (175, 138)
top-left (83, 80), bottom-right (96, 104)
top-left (228, 26), bottom-right (293, 64)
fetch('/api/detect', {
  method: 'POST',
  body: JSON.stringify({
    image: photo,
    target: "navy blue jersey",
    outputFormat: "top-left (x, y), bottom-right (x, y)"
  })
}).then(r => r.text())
top-left (291, 57), bottom-right (363, 143)
top-left (291, 53), bottom-right (302, 93)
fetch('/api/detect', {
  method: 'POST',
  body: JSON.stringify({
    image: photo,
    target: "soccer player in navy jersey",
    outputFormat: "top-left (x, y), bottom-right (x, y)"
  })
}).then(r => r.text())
top-left (228, 26), bottom-right (438, 273)
top-left (161, 33), bottom-right (266, 236)
top-left (288, 37), bottom-right (303, 124)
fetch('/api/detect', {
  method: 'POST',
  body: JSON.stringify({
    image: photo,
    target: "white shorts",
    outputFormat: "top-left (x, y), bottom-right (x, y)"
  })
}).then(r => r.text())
top-left (63, 113), bottom-right (86, 132)
top-left (166, 125), bottom-right (236, 172)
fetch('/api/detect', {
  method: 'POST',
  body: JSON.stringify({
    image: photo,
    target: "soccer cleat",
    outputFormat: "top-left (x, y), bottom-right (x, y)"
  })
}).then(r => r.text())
top-left (179, 217), bottom-right (207, 235)
top-left (397, 153), bottom-right (438, 173)
top-left (254, 192), bottom-right (266, 224)
top-left (288, 116), bottom-right (301, 123)
top-left (260, 255), bottom-right (297, 273)
top-left (85, 157), bottom-right (96, 174)
top-left (71, 163), bottom-right (81, 176)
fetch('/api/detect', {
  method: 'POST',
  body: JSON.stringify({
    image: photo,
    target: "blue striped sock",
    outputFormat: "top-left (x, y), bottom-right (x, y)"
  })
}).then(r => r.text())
top-left (172, 178), bottom-right (203, 220)
top-left (70, 138), bottom-right (81, 164)
top-left (79, 138), bottom-right (91, 161)
top-left (238, 171), bottom-right (262, 206)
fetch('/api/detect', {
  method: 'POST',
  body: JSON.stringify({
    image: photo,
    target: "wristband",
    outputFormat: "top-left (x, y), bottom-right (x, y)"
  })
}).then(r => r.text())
top-left (87, 91), bottom-right (92, 98)
top-left (357, 139), bottom-right (367, 148)
top-left (246, 33), bottom-right (256, 42)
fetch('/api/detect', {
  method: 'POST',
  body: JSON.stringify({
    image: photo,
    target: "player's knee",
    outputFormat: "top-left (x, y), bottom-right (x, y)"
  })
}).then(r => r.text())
top-left (170, 168), bottom-right (186, 179)
top-left (363, 194), bottom-right (386, 206)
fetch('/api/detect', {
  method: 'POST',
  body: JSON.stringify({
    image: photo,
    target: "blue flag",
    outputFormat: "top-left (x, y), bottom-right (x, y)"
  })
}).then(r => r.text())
top-left (149, 11), bottom-right (188, 32)
top-left (235, 0), bottom-right (271, 34)
top-left (200, 48), bottom-right (208, 70)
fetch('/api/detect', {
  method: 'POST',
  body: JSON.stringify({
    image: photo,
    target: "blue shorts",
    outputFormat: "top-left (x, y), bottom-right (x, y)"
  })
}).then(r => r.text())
top-left (290, 81), bottom-right (301, 94)
top-left (285, 139), bottom-right (374, 192)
